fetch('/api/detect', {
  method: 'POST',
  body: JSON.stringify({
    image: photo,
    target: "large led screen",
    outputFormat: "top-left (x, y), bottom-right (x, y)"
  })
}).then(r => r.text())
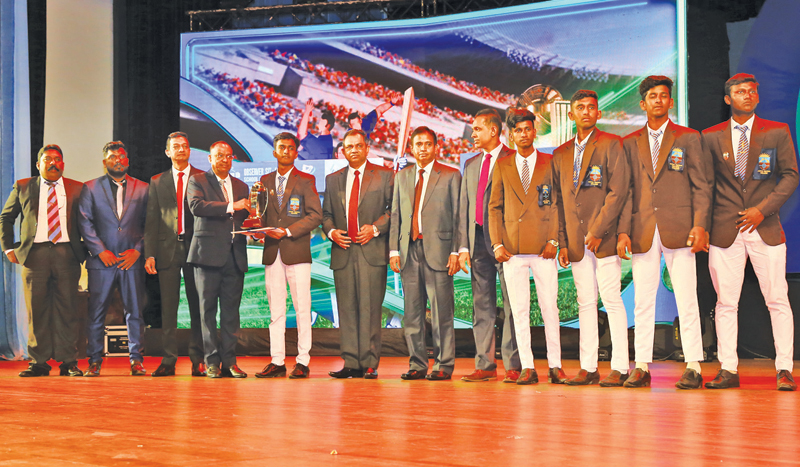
top-left (179, 0), bottom-right (688, 329)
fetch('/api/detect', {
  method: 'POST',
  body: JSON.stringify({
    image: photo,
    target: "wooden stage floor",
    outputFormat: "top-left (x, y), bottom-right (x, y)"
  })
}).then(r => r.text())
top-left (1, 356), bottom-right (798, 466)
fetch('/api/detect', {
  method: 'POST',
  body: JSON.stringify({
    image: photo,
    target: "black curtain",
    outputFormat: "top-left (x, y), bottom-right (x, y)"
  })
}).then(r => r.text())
top-left (28, 0), bottom-right (46, 171)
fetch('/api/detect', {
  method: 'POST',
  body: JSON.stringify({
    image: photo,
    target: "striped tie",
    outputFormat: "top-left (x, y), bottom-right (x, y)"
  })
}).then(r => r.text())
top-left (650, 130), bottom-right (663, 174)
top-left (46, 181), bottom-right (62, 243)
top-left (573, 142), bottom-right (586, 188)
top-left (220, 179), bottom-right (230, 203)
top-left (735, 125), bottom-right (749, 181)
top-left (521, 158), bottom-right (530, 194)
top-left (277, 175), bottom-right (285, 207)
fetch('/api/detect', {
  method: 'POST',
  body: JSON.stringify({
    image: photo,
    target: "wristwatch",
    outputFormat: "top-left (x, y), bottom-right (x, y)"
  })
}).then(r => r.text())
top-left (548, 239), bottom-right (559, 248)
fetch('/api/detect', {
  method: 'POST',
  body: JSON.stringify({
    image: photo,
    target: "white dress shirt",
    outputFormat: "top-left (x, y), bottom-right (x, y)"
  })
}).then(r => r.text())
top-left (646, 119), bottom-right (669, 154)
top-left (730, 114), bottom-right (755, 166)
top-left (515, 149), bottom-right (538, 189)
top-left (216, 174), bottom-right (234, 214)
top-left (34, 177), bottom-right (70, 243)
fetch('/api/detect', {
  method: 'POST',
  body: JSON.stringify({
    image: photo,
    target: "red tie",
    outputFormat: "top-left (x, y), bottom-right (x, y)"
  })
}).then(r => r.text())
top-left (411, 169), bottom-right (424, 241)
top-left (176, 172), bottom-right (184, 235)
top-left (475, 153), bottom-right (491, 226)
top-left (348, 170), bottom-right (360, 239)
top-left (46, 181), bottom-right (62, 243)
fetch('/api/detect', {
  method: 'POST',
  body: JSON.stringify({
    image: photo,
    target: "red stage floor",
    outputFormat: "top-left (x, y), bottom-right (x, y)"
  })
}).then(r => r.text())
top-left (1, 356), bottom-right (798, 466)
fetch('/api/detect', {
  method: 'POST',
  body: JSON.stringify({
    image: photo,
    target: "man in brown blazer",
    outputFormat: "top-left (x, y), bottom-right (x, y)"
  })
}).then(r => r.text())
top-left (702, 73), bottom-right (798, 391)
top-left (1, 145), bottom-right (85, 377)
top-left (552, 90), bottom-right (630, 386)
top-left (323, 129), bottom-right (393, 379)
top-left (488, 108), bottom-right (566, 385)
top-left (254, 132), bottom-right (322, 379)
top-left (617, 76), bottom-right (712, 389)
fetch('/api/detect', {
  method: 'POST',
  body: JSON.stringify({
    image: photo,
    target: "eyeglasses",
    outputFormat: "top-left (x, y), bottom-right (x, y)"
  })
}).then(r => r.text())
top-left (212, 154), bottom-right (235, 161)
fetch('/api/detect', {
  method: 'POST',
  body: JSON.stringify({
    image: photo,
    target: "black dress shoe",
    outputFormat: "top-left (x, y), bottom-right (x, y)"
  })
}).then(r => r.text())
top-left (777, 370), bottom-right (797, 391)
top-left (223, 365), bottom-right (247, 378)
top-left (59, 362), bottom-right (83, 377)
top-left (516, 368), bottom-right (539, 385)
top-left (255, 363), bottom-right (287, 378)
top-left (364, 368), bottom-right (378, 379)
top-left (623, 368), bottom-right (650, 388)
top-left (152, 364), bottom-right (176, 377)
top-left (675, 368), bottom-right (703, 389)
top-left (207, 364), bottom-right (222, 378)
top-left (19, 364), bottom-right (50, 377)
top-left (84, 361), bottom-right (102, 377)
top-left (289, 363), bottom-right (310, 379)
top-left (329, 367), bottom-right (363, 379)
top-left (705, 369), bottom-right (740, 389)
top-left (565, 369), bottom-right (600, 386)
top-left (548, 367), bottom-right (568, 384)
top-left (601, 370), bottom-right (629, 387)
top-left (426, 371), bottom-right (451, 381)
top-left (401, 369), bottom-right (427, 380)
top-left (192, 363), bottom-right (207, 377)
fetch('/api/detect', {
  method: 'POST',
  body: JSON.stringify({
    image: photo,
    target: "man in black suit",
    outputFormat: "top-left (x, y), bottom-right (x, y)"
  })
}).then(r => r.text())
top-left (0, 145), bottom-right (85, 377)
top-left (145, 132), bottom-right (206, 377)
top-left (323, 129), bottom-right (393, 379)
top-left (187, 141), bottom-right (251, 378)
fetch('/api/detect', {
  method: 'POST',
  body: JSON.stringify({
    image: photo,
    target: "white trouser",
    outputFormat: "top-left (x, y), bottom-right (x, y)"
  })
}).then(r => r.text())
top-left (503, 254), bottom-right (562, 369)
top-left (570, 248), bottom-right (629, 373)
top-left (631, 226), bottom-right (704, 363)
top-left (264, 251), bottom-right (313, 366)
top-left (708, 230), bottom-right (794, 372)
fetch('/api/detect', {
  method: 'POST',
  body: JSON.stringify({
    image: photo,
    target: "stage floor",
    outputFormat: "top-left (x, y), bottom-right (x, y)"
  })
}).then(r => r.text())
top-left (1, 357), bottom-right (798, 466)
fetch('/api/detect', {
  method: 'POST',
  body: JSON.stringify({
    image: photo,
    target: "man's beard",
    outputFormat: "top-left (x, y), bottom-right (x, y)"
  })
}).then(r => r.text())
top-left (107, 166), bottom-right (128, 178)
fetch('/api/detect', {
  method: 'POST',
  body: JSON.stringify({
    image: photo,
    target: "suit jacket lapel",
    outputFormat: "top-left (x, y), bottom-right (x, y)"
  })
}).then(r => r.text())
top-left (421, 163), bottom-right (441, 211)
top-left (30, 177), bottom-right (41, 219)
top-left (504, 157), bottom-right (526, 203)
top-left (519, 155), bottom-right (546, 216)
top-left (282, 170), bottom-right (299, 207)
top-left (636, 129), bottom-right (654, 181)
top-left (745, 116), bottom-right (766, 184)
top-left (358, 164), bottom-right (375, 205)
top-left (119, 175), bottom-right (136, 220)
top-left (338, 168), bottom-right (347, 211)
top-left (720, 122), bottom-right (737, 179)
top-left (98, 176), bottom-right (118, 218)
top-left (166, 169), bottom-right (178, 206)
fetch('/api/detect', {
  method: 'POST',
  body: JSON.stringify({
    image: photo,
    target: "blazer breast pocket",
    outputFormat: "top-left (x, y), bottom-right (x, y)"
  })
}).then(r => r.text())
top-left (752, 148), bottom-right (776, 180)
top-left (667, 148), bottom-right (685, 172)
top-left (581, 165), bottom-right (603, 188)
top-left (286, 194), bottom-right (303, 217)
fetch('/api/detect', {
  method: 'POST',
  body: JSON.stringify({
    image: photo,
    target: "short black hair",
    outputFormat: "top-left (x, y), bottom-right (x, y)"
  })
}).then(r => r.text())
top-left (166, 131), bottom-right (189, 149)
top-left (38, 144), bottom-right (63, 161)
top-left (274, 132), bottom-right (300, 149)
top-left (102, 141), bottom-right (126, 157)
top-left (347, 112), bottom-right (361, 122)
top-left (475, 108), bottom-right (502, 133)
top-left (506, 108), bottom-right (536, 130)
top-left (343, 129), bottom-right (368, 144)
top-left (410, 126), bottom-right (438, 145)
top-left (320, 110), bottom-right (335, 130)
top-left (639, 75), bottom-right (673, 100)
top-left (725, 73), bottom-right (759, 96)
top-left (570, 90), bottom-right (598, 105)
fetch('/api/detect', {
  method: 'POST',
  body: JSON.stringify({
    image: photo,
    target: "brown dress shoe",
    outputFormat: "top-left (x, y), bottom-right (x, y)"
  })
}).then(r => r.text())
top-left (255, 363), bottom-right (286, 378)
top-left (192, 363), bottom-right (207, 377)
top-left (548, 367), bottom-right (568, 384)
top-left (130, 360), bottom-right (146, 376)
top-left (704, 369), bottom-right (739, 389)
top-left (565, 369), bottom-right (600, 386)
top-left (289, 363), bottom-right (310, 379)
top-left (675, 368), bottom-right (703, 389)
top-left (461, 369), bottom-right (497, 382)
top-left (426, 371), bottom-right (451, 381)
top-left (777, 370), bottom-right (797, 391)
top-left (84, 361), bottom-right (102, 377)
top-left (503, 370), bottom-right (521, 383)
top-left (623, 368), bottom-right (650, 388)
top-left (601, 370), bottom-right (629, 387)
top-left (401, 369), bottom-right (427, 380)
top-left (516, 368), bottom-right (538, 385)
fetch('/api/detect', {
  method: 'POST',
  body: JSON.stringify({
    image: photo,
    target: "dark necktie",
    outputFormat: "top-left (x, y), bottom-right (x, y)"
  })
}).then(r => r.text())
top-left (348, 170), bottom-right (360, 238)
top-left (411, 169), bottom-right (424, 241)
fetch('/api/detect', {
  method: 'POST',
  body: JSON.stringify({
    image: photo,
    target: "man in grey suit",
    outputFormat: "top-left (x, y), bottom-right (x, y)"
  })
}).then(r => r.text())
top-left (1, 145), bottom-right (85, 377)
top-left (78, 141), bottom-right (149, 377)
top-left (458, 109), bottom-right (521, 382)
top-left (187, 141), bottom-right (251, 378)
top-left (323, 129), bottom-right (393, 379)
top-left (144, 132), bottom-right (206, 377)
top-left (389, 126), bottom-right (461, 381)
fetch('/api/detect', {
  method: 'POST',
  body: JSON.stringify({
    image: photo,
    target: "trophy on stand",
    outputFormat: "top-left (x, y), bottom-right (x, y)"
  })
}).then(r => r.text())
top-left (242, 181), bottom-right (265, 229)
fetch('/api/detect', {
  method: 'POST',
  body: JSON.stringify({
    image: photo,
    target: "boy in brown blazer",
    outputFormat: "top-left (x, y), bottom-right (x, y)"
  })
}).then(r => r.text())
top-left (488, 108), bottom-right (566, 385)
top-left (552, 90), bottom-right (630, 386)
top-left (702, 73), bottom-right (798, 391)
top-left (617, 76), bottom-right (712, 389)
top-left (254, 133), bottom-right (323, 379)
